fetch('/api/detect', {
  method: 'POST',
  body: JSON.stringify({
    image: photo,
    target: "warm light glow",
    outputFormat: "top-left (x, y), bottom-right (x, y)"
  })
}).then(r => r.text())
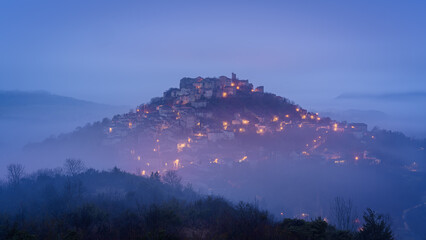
top-left (141, 170), bottom-right (146, 176)
top-left (236, 86), bottom-right (240, 90)
top-left (231, 82), bottom-right (235, 87)
top-left (298, 124), bottom-right (302, 128)
top-left (222, 92), bottom-right (227, 98)
top-left (333, 123), bottom-right (338, 131)
top-left (156, 139), bottom-right (160, 142)
top-left (173, 159), bottom-right (180, 169)
top-left (212, 158), bottom-right (219, 164)
top-left (223, 121), bottom-right (229, 130)
top-left (251, 89), bottom-right (255, 92)
top-left (310, 115), bottom-right (314, 120)
top-left (153, 148), bottom-right (157, 152)
top-left (273, 116), bottom-right (279, 122)
top-left (109, 127), bottom-right (112, 133)
top-left (334, 160), bottom-right (345, 164)
top-left (128, 122), bottom-right (132, 128)
top-left (194, 132), bottom-right (205, 137)
top-left (285, 114), bottom-right (289, 118)
top-left (239, 156), bottom-right (248, 163)
top-left (239, 128), bottom-right (245, 133)
top-left (256, 128), bottom-right (265, 134)
top-left (136, 109), bottom-right (140, 112)
top-left (355, 156), bottom-right (359, 161)
top-left (137, 156), bottom-right (141, 161)
top-left (371, 135), bottom-right (375, 139)
top-left (301, 115), bottom-right (306, 119)
top-left (317, 117), bottom-right (321, 121)
top-left (177, 143), bottom-right (187, 152)
top-left (187, 137), bottom-right (192, 143)
top-left (351, 126), bottom-right (355, 129)
top-left (242, 119), bottom-right (249, 125)
top-left (296, 108), bottom-right (300, 112)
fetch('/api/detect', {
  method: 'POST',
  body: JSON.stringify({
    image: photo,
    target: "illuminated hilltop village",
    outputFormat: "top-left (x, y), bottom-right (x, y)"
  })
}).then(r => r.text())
top-left (103, 73), bottom-right (381, 176)
top-left (20, 73), bottom-right (424, 233)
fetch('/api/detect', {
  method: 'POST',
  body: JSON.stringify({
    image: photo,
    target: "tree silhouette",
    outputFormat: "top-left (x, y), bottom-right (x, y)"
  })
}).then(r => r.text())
top-left (150, 171), bottom-right (161, 181)
top-left (330, 197), bottom-right (357, 231)
top-left (358, 208), bottom-right (394, 240)
top-left (7, 163), bottom-right (25, 186)
top-left (162, 170), bottom-right (182, 189)
top-left (64, 158), bottom-right (85, 176)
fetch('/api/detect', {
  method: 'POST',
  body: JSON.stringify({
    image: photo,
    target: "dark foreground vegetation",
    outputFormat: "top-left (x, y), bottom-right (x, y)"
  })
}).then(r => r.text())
top-left (0, 160), bottom-right (394, 240)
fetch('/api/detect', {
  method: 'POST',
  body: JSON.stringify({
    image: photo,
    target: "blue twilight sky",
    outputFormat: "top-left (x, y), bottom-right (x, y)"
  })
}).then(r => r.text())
top-left (1, 0), bottom-right (426, 108)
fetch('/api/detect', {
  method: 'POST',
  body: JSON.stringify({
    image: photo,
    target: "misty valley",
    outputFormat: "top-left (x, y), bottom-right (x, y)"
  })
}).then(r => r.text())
top-left (1, 75), bottom-right (425, 240)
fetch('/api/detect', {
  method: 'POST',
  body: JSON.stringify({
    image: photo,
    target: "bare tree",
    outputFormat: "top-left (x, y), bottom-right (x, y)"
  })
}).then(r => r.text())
top-left (162, 170), bottom-right (182, 189)
top-left (7, 163), bottom-right (25, 185)
top-left (64, 158), bottom-right (85, 176)
top-left (330, 197), bottom-right (358, 231)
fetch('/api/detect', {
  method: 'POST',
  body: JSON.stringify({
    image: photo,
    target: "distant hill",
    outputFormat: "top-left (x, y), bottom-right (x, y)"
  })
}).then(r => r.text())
top-left (336, 91), bottom-right (426, 101)
top-left (0, 90), bottom-right (91, 107)
top-left (0, 90), bottom-right (129, 158)
top-left (0, 90), bottom-right (128, 122)
top-left (333, 91), bottom-right (426, 139)
top-left (319, 109), bottom-right (388, 129)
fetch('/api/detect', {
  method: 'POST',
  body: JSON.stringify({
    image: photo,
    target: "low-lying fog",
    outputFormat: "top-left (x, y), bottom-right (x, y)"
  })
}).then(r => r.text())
top-left (0, 91), bottom-right (129, 175)
top-left (297, 92), bottom-right (426, 139)
top-left (1, 91), bottom-right (425, 239)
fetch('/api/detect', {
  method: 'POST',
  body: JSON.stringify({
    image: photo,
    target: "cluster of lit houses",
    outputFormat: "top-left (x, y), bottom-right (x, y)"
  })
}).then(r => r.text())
top-left (104, 74), bottom-right (377, 176)
top-left (164, 72), bottom-right (264, 106)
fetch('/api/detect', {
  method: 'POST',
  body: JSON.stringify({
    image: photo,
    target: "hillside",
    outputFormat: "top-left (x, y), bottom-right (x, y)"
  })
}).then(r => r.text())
top-left (22, 74), bottom-right (426, 239)
top-left (25, 74), bottom-right (425, 172)
top-left (0, 90), bottom-right (129, 123)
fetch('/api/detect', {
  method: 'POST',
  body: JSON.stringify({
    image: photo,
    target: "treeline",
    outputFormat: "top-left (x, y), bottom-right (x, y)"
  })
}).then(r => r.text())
top-left (0, 161), bottom-right (394, 240)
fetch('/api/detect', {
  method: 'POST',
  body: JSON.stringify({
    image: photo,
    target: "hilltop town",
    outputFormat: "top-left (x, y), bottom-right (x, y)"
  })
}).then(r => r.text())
top-left (22, 73), bottom-right (425, 233)
top-left (103, 74), bottom-right (383, 176)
